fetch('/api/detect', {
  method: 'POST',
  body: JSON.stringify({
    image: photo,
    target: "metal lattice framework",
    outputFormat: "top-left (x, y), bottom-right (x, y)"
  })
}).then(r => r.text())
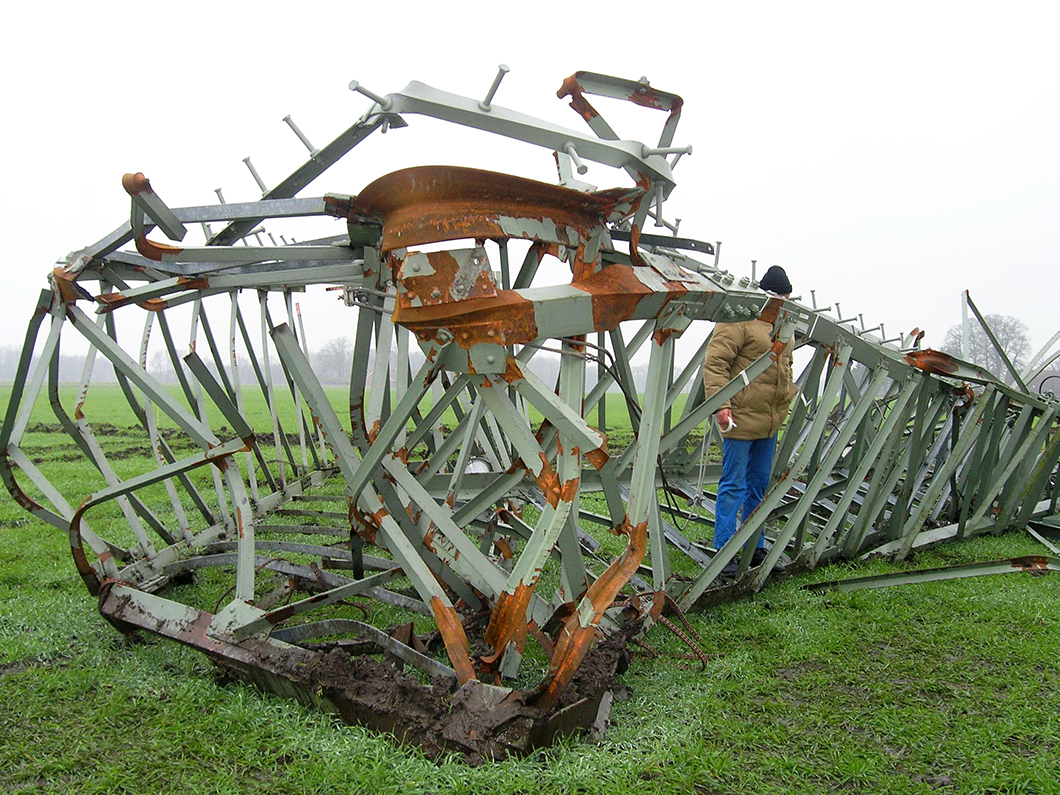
top-left (4, 68), bottom-right (1059, 759)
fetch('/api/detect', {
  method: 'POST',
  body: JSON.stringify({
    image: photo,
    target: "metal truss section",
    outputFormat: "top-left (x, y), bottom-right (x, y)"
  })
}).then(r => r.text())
top-left (4, 68), bottom-right (1059, 760)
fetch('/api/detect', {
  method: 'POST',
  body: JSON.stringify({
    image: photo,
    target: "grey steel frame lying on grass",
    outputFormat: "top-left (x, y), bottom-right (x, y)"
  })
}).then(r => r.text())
top-left (4, 67), bottom-right (1059, 757)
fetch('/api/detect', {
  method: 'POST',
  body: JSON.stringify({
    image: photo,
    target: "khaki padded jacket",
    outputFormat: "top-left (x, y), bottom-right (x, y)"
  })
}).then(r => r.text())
top-left (702, 319), bottom-right (798, 440)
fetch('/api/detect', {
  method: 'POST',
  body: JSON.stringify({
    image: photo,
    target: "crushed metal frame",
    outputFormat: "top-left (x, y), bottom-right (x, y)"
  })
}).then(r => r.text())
top-left (4, 67), bottom-right (1059, 759)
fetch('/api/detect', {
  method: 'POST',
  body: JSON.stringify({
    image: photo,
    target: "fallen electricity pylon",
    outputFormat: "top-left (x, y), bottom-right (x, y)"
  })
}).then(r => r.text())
top-left (4, 68), bottom-right (1059, 760)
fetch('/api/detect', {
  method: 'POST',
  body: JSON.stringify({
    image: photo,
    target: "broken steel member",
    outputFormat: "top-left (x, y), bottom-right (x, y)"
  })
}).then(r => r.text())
top-left (702, 265), bottom-right (798, 575)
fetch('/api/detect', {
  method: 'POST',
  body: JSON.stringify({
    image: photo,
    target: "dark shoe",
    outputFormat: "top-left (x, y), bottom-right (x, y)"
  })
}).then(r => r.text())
top-left (751, 547), bottom-right (769, 567)
top-left (720, 559), bottom-right (739, 578)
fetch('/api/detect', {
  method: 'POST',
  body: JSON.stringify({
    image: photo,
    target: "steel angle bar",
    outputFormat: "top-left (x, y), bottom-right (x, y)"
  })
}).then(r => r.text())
top-left (93, 276), bottom-right (211, 312)
top-left (841, 379), bottom-right (928, 556)
top-left (610, 229), bottom-right (715, 257)
top-left (772, 345), bottom-right (830, 475)
top-left (887, 378), bottom-right (943, 538)
top-left (1012, 427), bottom-right (1060, 530)
top-left (553, 338), bottom-right (591, 602)
top-left (66, 305), bottom-right (218, 448)
top-left (475, 381), bottom-right (551, 481)
top-left (960, 408), bottom-right (1058, 540)
top-left (583, 320), bottom-right (654, 416)
top-left (198, 303), bottom-right (239, 404)
top-left (270, 619), bottom-right (458, 682)
top-left (190, 301), bottom-right (235, 531)
top-left (678, 343), bottom-right (850, 609)
top-left (1022, 328), bottom-right (1060, 381)
top-left (138, 316), bottom-right (193, 543)
top-left (963, 291), bottom-right (1029, 391)
top-left (194, 542), bottom-right (393, 573)
top-left (182, 352), bottom-right (254, 440)
top-left (447, 396), bottom-right (489, 501)
top-left (365, 292), bottom-right (395, 434)
top-left (996, 418), bottom-right (1060, 529)
top-left (653, 335), bottom-right (787, 465)
top-left (4, 446), bottom-right (117, 573)
top-left (0, 293), bottom-right (74, 530)
top-left (608, 325), bottom-right (643, 435)
top-left (404, 375), bottom-right (470, 453)
top-left (805, 556), bottom-right (1060, 593)
top-left (902, 390), bottom-right (956, 510)
top-left (805, 377), bottom-right (919, 566)
top-left (380, 457), bottom-right (508, 598)
top-left (535, 330), bottom-right (674, 709)
top-left (450, 471), bottom-right (527, 528)
top-left (616, 482), bottom-right (712, 568)
top-left (173, 196), bottom-right (328, 225)
top-left (384, 81), bottom-right (676, 189)
top-left (371, 475), bottom-right (486, 612)
top-left (665, 335), bottom-right (712, 414)
top-left (101, 314), bottom-right (219, 523)
top-left (347, 345), bottom-right (444, 505)
top-left (1027, 523), bottom-right (1060, 555)
top-left (268, 320), bottom-right (477, 683)
top-left (137, 239), bottom-right (357, 266)
top-left (749, 344), bottom-right (856, 585)
top-left (68, 438), bottom-right (250, 593)
top-left (7, 302), bottom-right (64, 448)
top-left (769, 366), bottom-right (888, 579)
top-left (73, 415), bottom-right (159, 560)
top-left (894, 394), bottom-right (1002, 559)
top-left (229, 567), bottom-right (403, 640)
top-left (509, 365), bottom-right (606, 459)
top-left (208, 116), bottom-right (387, 247)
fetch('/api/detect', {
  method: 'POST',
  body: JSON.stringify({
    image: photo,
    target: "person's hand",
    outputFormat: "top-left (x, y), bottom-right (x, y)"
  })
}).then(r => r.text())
top-left (715, 408), bottom-right (735, 432)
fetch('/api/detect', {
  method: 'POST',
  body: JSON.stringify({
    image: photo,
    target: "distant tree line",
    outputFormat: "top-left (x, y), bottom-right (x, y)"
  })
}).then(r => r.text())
top-left (0, 337), bottom-right (653, 392)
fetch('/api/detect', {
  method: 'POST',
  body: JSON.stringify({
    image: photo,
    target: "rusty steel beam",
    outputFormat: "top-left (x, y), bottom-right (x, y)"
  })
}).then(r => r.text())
top-left (4, 67), bottom-right (1059, 760)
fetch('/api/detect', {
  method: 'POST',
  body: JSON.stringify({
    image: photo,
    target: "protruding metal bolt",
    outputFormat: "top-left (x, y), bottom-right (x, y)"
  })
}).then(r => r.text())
top-left (642, 144), bottom-right (693, 158)
top-left (214, 188), bottom-right (227, 205)
top-left (563, 142), bottom-right (588, 175)
top-left (282, 114), bottom-right (320, 158)
top-left (349, 80), bottom-right (393, 111)
top-left (479, 64), bottom-right (510, 112)
top-left (242, 157), bottom-right (268, 195)
top-left (486, 355), bottom-right (496, 364)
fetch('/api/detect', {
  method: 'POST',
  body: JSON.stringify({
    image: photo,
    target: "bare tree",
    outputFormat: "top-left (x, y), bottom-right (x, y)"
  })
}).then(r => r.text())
top-left (941, 314), bottom-right (1030, 379)
top-left (315, 336), bottom-right (353, 383)
top-left (150, 351), bottom-right (178, 383)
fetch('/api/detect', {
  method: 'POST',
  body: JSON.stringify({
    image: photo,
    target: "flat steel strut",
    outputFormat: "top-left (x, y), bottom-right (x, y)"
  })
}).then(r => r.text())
top-left (4, 68), bottom-right (1059, 760)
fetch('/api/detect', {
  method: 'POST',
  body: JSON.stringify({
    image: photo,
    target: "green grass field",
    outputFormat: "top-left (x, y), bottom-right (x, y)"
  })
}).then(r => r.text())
top-left (1, 385), bottom-right (1058, 794)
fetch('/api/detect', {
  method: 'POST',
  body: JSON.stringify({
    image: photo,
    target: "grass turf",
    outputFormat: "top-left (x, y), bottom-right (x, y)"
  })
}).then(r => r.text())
top-left (1, 385), bottom-right (1058, 793)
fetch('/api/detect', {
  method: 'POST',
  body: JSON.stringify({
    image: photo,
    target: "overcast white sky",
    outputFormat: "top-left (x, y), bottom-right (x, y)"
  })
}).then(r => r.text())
top-left (3, 1), bottom-right (1057, 365)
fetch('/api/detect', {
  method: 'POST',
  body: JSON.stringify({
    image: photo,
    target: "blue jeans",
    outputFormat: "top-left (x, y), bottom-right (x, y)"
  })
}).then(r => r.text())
top-left (713, 436), bottom-right (777, 549)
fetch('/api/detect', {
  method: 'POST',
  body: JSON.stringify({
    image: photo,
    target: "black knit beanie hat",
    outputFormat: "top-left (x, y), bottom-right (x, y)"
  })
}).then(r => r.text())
top-left (759, 265), bottom-right (792, 295)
